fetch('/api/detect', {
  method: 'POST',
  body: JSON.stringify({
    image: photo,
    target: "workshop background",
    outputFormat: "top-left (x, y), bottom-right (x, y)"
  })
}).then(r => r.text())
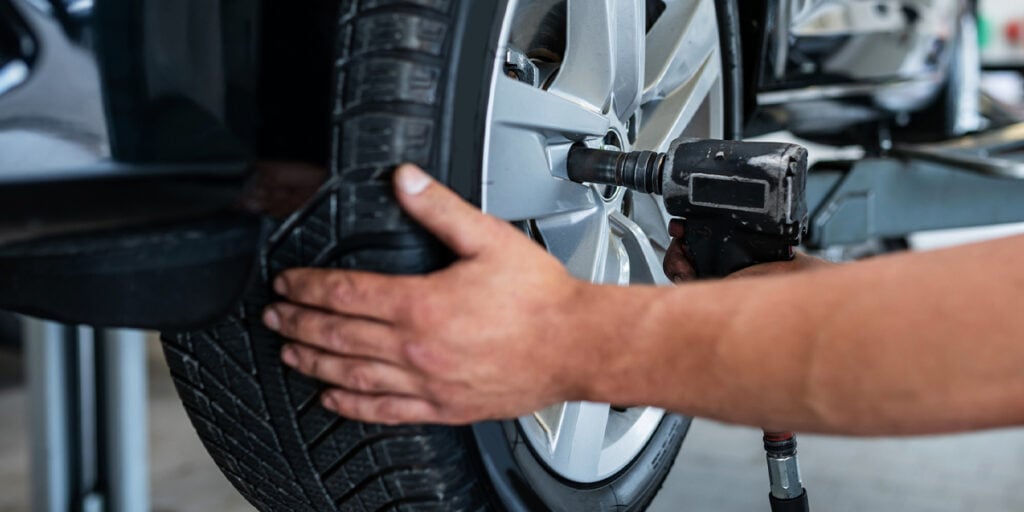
top-left (5, 0), bottom-right (1024, 511)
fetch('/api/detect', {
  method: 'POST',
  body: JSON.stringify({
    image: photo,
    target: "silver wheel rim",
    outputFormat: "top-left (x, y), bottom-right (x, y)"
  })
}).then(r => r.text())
top-left (482, 0), bottom-right (724, 484)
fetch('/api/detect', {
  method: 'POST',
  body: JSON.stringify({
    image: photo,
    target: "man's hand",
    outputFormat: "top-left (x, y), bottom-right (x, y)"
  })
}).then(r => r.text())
top-left (262, 165), bottom-right (597, 425)
top-left (662, 219), bottom-right (831, 283)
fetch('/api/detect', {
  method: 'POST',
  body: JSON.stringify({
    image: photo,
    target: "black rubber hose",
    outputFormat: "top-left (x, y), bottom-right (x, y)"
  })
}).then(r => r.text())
top-left (770, 491), bottom-right (810, 512)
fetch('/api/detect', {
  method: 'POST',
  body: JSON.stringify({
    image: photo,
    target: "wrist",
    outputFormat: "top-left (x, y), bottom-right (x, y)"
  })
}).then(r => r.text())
top-left (562, 283), bottom-right (659, 405)
top-left (554, 281), bottom-right (614, 403)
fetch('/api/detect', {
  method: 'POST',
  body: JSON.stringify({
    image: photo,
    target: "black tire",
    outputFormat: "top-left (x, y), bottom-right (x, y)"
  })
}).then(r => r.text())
top-left (161, 1), bottom-right (730, 510)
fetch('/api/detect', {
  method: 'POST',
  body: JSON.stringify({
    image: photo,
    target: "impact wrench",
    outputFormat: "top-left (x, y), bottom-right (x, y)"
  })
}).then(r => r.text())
top-left (566, 138), bottom-right (811, 512)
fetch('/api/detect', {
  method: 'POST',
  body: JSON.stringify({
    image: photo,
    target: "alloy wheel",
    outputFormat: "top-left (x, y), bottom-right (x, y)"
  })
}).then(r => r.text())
top-left (481, 0), bottom-right (725, 484)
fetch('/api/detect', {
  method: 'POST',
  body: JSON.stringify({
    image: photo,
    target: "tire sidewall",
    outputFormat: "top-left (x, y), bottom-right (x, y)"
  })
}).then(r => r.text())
top-left (475, 417), bottom-right (690, 511)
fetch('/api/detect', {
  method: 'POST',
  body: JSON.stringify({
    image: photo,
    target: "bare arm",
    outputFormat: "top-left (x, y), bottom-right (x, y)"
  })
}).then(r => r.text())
top-left (589, 234), bottom-right (1024, 435)
top-left (265, 164), bottom-right (1024, 435)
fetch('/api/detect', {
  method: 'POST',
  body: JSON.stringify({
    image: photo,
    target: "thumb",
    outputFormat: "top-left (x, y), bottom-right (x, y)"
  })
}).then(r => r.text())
top-left (393, 164), bottom-right (504, 257)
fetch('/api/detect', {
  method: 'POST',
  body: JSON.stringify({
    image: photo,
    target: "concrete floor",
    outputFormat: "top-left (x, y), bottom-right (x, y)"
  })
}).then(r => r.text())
top-left (652, 422), bottom-right (1024, 512)
top-left (3, 340), bottom-right (1024, 511)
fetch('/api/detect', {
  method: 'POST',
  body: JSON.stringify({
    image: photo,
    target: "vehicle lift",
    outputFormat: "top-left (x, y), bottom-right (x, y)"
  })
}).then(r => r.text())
top-left (19, 118), bottom-right (1024, 511)
top-left (22, 322), bottom-right (148, 512)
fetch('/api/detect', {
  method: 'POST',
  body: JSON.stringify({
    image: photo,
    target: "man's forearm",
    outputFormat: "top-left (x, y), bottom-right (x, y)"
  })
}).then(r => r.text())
top-left (585, 235), bottom-right (1024, 436)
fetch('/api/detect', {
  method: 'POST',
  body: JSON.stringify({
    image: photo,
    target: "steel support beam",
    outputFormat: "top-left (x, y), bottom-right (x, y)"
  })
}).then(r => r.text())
top-left (25, 319), bottom-right (72, 512)
top-left (99, 328), bottom-right (149, 512)
top-left (807, 157), bottom-right (1024, 248)
top-left (24, 319), bottom-right (148, 512)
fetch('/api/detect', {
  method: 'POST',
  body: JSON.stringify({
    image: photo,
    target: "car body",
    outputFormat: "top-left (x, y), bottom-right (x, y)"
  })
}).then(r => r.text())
top-left (0, 0), bottom-right (971, 329)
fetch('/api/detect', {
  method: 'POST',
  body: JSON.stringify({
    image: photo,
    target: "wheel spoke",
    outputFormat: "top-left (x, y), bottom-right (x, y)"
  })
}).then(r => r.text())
top-left (484, 76), bottom-right (610, 220)
top-left (635, 49), bottom-right (721, 151)
top-left (643, 0), bottom-right (719, 104)
top-left (533, 205), bottom-right (610, 282)
top-left (550, 0), bottom-right (645, 122)
top-left (550, 402), bottom-right (611, 483)
top-left (610, 211), bottom-right (672, 286)
top-left (492, 75), bottom-right (611, 137)
top-left (499, 0), bottom-right (723, 486)
top-left (628, 193), bottom-right (674, 252)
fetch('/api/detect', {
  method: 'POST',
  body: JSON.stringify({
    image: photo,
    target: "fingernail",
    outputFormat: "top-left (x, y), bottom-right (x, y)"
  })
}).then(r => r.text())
top-left (321, 394), bottom-right (338, 411)
top-left (281, 345), bottom-right (298, 367)
top-left (263, 307), bottom-right (281, 331)
top-left (273, 276), bottom-right (288, 295)
top-left (397, 165), bottom-right (431, 195)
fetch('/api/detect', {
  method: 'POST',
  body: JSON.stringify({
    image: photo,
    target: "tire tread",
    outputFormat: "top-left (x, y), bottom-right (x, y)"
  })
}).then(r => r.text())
top-left (162, 1), bottom-right (491, 510)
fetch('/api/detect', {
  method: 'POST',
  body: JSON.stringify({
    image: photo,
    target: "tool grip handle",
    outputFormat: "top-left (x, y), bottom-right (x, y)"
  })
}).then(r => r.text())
top-left (683, 217), bottom-right (795, 278)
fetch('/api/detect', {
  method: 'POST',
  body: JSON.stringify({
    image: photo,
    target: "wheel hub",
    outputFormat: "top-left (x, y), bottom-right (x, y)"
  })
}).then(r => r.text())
top-left (483, 0), bottom-right (724, 484)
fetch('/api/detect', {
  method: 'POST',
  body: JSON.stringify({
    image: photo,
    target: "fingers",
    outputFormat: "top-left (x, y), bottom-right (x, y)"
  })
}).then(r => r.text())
top-left (321, 388), bottom-right (443, 425)
top-left (392, 164), bottom-right (513, 258)
top-left (664, 237), bottom-right (696, 283)
top-left (282, 344), bottom-right (424, 396)
top-left (264, 303), bottom-right (404, 363)
top-left (274, 268), bottom-right (414, 321)
top-left (668, 218), bottom-right (684, 238)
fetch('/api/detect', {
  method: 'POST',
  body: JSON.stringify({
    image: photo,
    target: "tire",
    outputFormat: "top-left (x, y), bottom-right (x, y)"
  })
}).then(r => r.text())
top-left (162, 1), bottom-right (731, 510)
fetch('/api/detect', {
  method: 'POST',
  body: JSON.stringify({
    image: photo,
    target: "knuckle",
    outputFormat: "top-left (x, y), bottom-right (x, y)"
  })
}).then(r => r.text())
top-left (421, 382), bottom-right (445, 402)
top-left (335, 396), bottom-right (364, 421)
top-left (346, 366), bottom-right (375, 392)
top-left (292, 312), bottom-right (315, 338)
top-left (376, 400), bottom-right (409, 425)
top-left (401, 339), bottom-right (432, 371)
top-left (306, 352), bottom-right (322, 376)
top-left (277, 306), bottom-right (299, 332)
top-left (435, 403), bottom-right (466, 425)
top-left (327, 332), bottom-right (348, 354)
top-left (329, 273), bottom-right (363, 307)
top-left (404, 338), bottom-right (452, 375)
top-left (330, 395), bottom-right (356, 419)
top-left (323, 321), bottom-right (346, 352)
top-left (294, 351), bottom-right (314, 374)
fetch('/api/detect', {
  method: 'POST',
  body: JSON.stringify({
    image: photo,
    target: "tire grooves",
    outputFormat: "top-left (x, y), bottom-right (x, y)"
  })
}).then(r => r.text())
top-left (162, 1), bottom-right (492, 510)
top-left (333, 466), bottom-right (429, 508)
top-left (167, 370), bottom-right (290, 473)
top-left (305, 415), bottom-right (345, 450)
top-left (162, 0), bottom-right (690, 507)
top-left (336, 50), bottom-right (445, 70)
top-left (295, 384), bottom-right (327, 417)
top-left (162, 324), bottom-right (313, 509)
top-left (317, 431), bottom-right (426, 482)
top-left (377, 495), bottom-right (452, 512)
top-left (334, 102), bottom-right (438, 121)
top-left (355, 5), bottom-right (451, 25)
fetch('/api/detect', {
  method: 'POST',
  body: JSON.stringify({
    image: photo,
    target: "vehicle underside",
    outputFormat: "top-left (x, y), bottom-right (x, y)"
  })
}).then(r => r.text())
top-left (0, 0), bottom-right (975, 328)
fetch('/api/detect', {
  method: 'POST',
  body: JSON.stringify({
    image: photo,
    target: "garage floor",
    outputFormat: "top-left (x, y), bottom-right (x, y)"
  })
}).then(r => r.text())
top-left (2, 341), bottom-right (1024, 512)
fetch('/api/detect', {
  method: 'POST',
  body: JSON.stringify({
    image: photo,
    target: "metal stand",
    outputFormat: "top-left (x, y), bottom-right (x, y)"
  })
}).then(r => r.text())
top-left (807, 122), bottom-right (1024, 249)
top-left (24, 318), bottom-right (149, 512)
